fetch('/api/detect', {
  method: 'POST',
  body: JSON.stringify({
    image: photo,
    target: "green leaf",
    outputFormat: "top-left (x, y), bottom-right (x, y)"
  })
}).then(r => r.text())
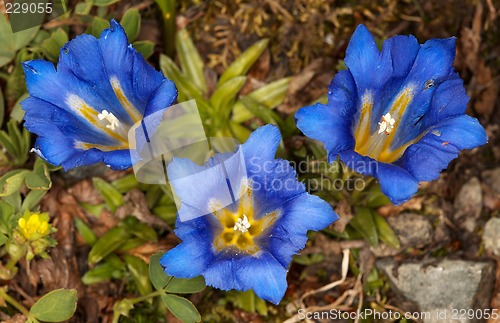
top-left (0, 15), bottom-right (40, 67)
top-left (133, 40), bottom-right (155, 59)
top-left (92, 177), bottom-right (124, 212)
top-left (232, 290), bottom-right (268, 316)
top-left (0, 233), bottom-right (8, 247)
top-left (74, 217), bottom-right (98, 246)
top-left (74, 1), bottom-right (94, 15)
top-left (0, 170), bottom-right (29, 197)
top-left (21, 189), bottom-right (47, 212)
top-left (90, 17), bottom-right (110, 38)
top-left (373, 212), bottom-right (400, 249)
top-left (210, 76), bottom-right (246, 115)
top-left (120, 8), bottom-right (141, 42)
top-left (232, 77), bottom-right (291, 123)
top-left (349, 207), bottom-right (379, 246)
top-left (0, 85), bottom-right (4, 126)
top-left (25, 158), bottom-right (52, 190)
top-left (124, 255), bottom-right (153, 296)
top-left (82, 256), bottom-right (125, 284)
top-left (176, 28), bottom-right (207, 94)
top-left (229, 121), bottom-right (251, 143)
top-left (10, 92), bottom-right (28, 122)
top-left (149, 251), bottom-right (170, 290)
top-left (29, 289), bottom-right (78, 322)
top-left (121, 216), bottom-right (157, 241)
top-left (238, 96), bottom-right (285, 129)
top-left (93, 0), bottom-right (120, 6)
top-left (41, 28), bottom-right (69, 62)
top-left (165, 276), bottom-right (205, 294)
top-left (111, 174), bottom-right (139, 193)
top-left (218, 38), bottom-right (269, 86)
top-left (161, 294), bottom-right (201, 323)
top-left (88, 226), bottom-right (130, 265)
top-left (293, 253), bottom-right (324, 265)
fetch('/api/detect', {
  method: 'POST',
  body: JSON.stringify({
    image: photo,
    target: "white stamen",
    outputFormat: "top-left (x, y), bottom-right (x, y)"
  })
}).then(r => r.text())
top-left (233, 214), bottom-right (251, 233)
top-left (378, 112), bottom-right (396, 135)
top-left (98, 110), bottom-right (120, 130)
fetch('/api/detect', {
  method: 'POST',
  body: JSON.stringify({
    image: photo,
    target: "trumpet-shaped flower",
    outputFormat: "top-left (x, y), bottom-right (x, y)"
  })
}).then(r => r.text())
top-left (21, 20), bottom-right (177, 170)
top-left (295, 25), bottom-right (487, 204)
top-left (160, 125), bottom-right (338, 304)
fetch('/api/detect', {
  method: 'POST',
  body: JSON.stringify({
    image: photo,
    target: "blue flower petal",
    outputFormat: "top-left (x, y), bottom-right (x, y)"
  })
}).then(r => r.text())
top-left (295, 102), bottom-right (355, 154)
top-left (202, 258), bottom-right (239, 291)
top-left (161, 231), bottom-right (215, 279)
top-left (241, 124), bottom-right (281, 163)
top-left (339, 150), bottom-right (419, 205)
top-left (144, 79), bottom-right (178, 118)
top-left (396, 115), bottom-right (487, 181)
top-left (344, 25), bottom-right (392, 93)
top-left (234, 252), bottom-right (288, 304)
top-left (167, 157), bottom-right (235, 221)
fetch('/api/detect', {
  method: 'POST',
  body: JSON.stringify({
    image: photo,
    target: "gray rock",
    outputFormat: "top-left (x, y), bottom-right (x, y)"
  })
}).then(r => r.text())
top-left (377, 258), bottom-right (495, 323)
top-left (371, 213), bottom-right (433, 257)
top-left (454, 177), bottom-right (483, 232)
top-left (482, 168), bottom-right (500, 195)
top-left (483, 217), bottom-right (500, 256)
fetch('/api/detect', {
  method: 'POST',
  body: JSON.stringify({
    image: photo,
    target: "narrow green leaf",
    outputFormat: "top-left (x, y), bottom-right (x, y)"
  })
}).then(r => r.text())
top-left (120, 8), bottom-right (141, 42)
top-left (13, 25), bottom-right (41, 51)
top-left (21, 189), bottom-right (47, 212)
top-left (238, 96), bottom-right (285, 129)
top-left (229, 121), bottom-right (251, 143)
top-left (209, 76), bottom-right (246, 115)
top-left (232, 77), bottom-right (291, 123)
top-left (74, 1), bottom-right (93, 15)
top-left (165, 276), bottom-right (205, 294)
top-left (161, 294), bottom-right (201, 323)
top-left (0, 14), bottom-right (16, 67)
top-left (121, 216), bottom-right (157, 241)
top-left (0, 131), bottom-right (18, 157)
top-left (373, 212), bottom-right (400, 249)
top-left (133, 40), bottom-right (155, 59)
top-left (218, 38), bottom-right (269, 86)
top-left (149, 251), bottom-right (170, 290)
top-left (176, 28), bottom-right (207, 94)
top-left (349, 206), bottom-right (379, 246)
top-left (124, 255), bottom-right (153, 296)
top-left (82, 260), bottom-right (123, 285)
top-left (111, 174), bottom-right (139, 193)
top-left (93, 0), bottom-right (120, 6)
top-left (88, 226), bottom-right (130, 265)
top-left (154, 0), bottom-right (176, 57)
top-left (92, 177), bottom-right (124, 212)
top-left (0, 233), bottom-right (8, 247)
top-left (29, 289), bottom-right (77, 322)
top-left (0, 170), bottom-right (29, 197)
top-left (74, 217), bottom-right (98, 246)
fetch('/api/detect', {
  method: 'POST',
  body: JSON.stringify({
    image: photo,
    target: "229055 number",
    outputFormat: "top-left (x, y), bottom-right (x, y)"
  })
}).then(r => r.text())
top-left (5, 2), bottom-right (53, 14)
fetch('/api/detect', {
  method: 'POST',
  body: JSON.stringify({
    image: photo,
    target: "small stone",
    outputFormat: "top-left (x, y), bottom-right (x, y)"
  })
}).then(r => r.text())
top-left (483, 217), bottom-right (500, 256)
top-left (371, 213), bottom-right (433, 257)
top-left (483, 168), bottom-right (500, 195)
top-left (377, 258), bottom-right (495, 323)
top-left (454, 177), bottom-right (483, 232)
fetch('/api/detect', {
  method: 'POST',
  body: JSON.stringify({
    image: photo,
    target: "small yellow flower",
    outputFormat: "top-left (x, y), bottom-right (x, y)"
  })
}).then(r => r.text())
top-left (17, 212), bottom-right (50, 241)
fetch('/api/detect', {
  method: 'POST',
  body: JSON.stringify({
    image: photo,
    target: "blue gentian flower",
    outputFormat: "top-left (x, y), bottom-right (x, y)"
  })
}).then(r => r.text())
top-left (21, 20), bottom-right (177, 170)
top-left (295, 25), bottom-right (488, 205)
top-left (160, 125), bottom-right (338, 304)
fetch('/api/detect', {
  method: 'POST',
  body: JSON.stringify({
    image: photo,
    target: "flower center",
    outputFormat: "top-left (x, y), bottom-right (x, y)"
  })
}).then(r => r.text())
top-left (377, 113), bottom-right (395, 135)
top-left (354, 87), bottom-right (418, 163)
top-left (98, 110), bottom-right (120, 130)
top-left (233, 214), bottom-right (251, 233)
top-left (210, 179), bottom-right (279, 254)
